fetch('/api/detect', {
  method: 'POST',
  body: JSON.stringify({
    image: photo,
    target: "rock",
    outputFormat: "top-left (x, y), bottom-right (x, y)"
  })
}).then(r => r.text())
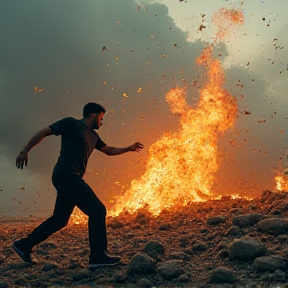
top-left (193, 242), bottom-right (209, 252)
top-left (158, 223), bottom-right (172, 230)
top-left (107, 218), bottom-right (124, 229)
top-left (261, 269), bottom-right (286, 283)
top-left (217, 241), bottom-right (228, 251)
top-left (177, 274), bottom-right (190, 282)
top-left (167, 252), bottom-right (191, 261)
top-left (0, 255), bottom-right (5, 264)
top-left (143, 240), bottom-right (165, 260)
top-left (40, 242), bottom-right (57, 249)
top-left (208, 266), bottom-right (236, 283)
top-left (256, 218), bottom-right (288, 236)
top-left (128, 253), bottom-right (156, 275)
top-left (228, 237), bottom-right (267, 261)
top-left (42, 262), bottom-right (60, 271)
top-left (277, 234), bottom-right (288, 243)
top-left (232, 213), bottom-right (262, 228)
top-left (225, 225), bottom-right (241, 236)
top-left (156, 260), bottom-right (183, 280)
top-left (254, 255), bottom-right (288, 272)
top-left (0, 279), bottom-right (8, 288)
top-left (72, 269), bottom-right (90, 281)
top-left (218, 249), bottom-right (229, 258)
top-left (136, 278), bottom-right (153, 288)
top-left (114, 272), bottom-right (127, 283)
top-left (207, 216), bottom-right (226, 225)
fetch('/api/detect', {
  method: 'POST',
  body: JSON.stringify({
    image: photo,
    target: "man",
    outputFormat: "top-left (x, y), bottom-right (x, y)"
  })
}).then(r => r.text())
top-left (13, 102), bottom-right (144, 270)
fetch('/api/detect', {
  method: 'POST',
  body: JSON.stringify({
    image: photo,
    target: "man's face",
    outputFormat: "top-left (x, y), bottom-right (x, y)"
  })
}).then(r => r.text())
top-left (93, 112), bottom-right (104, 130)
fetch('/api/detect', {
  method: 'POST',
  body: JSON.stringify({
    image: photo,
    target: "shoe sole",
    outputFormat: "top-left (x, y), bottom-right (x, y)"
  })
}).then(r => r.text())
top-left (89, 261), bottom-right (121, 270)
top-left (12, 244), bottom-right (37, 265)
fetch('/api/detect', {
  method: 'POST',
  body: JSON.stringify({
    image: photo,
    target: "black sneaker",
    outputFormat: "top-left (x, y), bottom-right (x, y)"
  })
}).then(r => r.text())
top-left (12, 240), bottom-right (38, 265)
top-left (89, 252), bottom-right (121, 270)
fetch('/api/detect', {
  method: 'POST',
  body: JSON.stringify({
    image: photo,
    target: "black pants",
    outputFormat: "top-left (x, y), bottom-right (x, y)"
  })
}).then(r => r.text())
top-left (21, 174), bottom-right (107, 257)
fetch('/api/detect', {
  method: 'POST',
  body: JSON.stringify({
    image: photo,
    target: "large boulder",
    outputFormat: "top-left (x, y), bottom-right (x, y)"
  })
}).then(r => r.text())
top-left (228, 237), bottom-right (267, 261)
top-left (256, 218), bottom-right (288, 236)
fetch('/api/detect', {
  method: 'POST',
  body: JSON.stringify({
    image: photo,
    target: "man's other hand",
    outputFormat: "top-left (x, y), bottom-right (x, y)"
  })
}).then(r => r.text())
top-left (16, 151), bottom-right (28, 169)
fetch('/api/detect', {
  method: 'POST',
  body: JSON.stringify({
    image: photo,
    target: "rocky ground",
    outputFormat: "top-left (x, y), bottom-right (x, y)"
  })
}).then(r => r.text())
top-left (2, 190), bottom-right (288, 287)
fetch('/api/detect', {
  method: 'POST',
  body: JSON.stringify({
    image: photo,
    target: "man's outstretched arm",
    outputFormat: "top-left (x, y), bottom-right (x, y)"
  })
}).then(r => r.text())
top-left (16, 127), bottom-right (54, 169)
top-left (100, 142), bottom-right (144, 156)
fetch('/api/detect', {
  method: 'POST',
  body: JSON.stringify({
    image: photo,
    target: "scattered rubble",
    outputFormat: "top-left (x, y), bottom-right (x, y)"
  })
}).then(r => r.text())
top-left (1, 190), bottom-right (288, 287)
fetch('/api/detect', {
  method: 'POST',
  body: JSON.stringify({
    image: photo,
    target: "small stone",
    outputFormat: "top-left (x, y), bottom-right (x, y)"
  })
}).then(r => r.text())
top-left (232, 213), bottom-right (262, 228)
top-left (107, 218), bottom-right (124, 229)
top-left (40, 242), bottom-right (57, 249)
top-left (177, 274), bottom-right (190, 283)
top-left (207, 216), bottom-right (226, 225)
top-left (136, 278), bottom-right (153, 288)
top-left (114, 272), bottom-right (127, 283)
top-left (225, 225), bottom-right (241, 236)
top-left (158, 223), bottom-right (172, 230)
top-left (0, 279), bottom-right (8, 288)
top-left (143, 240), bottom-right (165, 260)
top-left (72, 269), bottom-right (90, 281)
top-left (261, 269), bottom-right (286, 283)
top-left (254, 255), bottom-right (288, 272)
top-left (128, 253), bottom-right (156, 275)
top-left (208, 266), bottom-right (236, 283)
top-left (156, 260), bottom-right (183, 280)
top-left (42, 262), bottom-right (59, 271)
top-left (217, 241), bottom-right (228, 251)
top-left (277, 234), bottom-right (288, 243)
top-left (256, 218), bottom-right (288, 236)
top-left (0, 255), bottom-right (5, 264)
top-left (229, 236), bottom-right (267, 261)
top-left (167, 252), bottom-right (191, 261)
top-left (218, 249), bottom-right (229, 258)
top-left (193, 242), bottom-right (208, 252)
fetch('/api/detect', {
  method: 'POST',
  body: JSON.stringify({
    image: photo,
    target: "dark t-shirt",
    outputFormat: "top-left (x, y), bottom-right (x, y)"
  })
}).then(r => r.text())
top-left (49, 117), bottom-right (106, 177)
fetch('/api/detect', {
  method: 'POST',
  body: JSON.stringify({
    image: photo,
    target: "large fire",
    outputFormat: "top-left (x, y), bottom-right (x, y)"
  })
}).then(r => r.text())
top-left (71, 7), bottom-right (248, 223)
top-left (109, 8), bottom-right (244, 216)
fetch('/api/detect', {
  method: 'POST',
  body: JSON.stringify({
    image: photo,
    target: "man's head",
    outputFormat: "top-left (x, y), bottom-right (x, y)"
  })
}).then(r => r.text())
top-left (83, 102), bottom-right (106, 130)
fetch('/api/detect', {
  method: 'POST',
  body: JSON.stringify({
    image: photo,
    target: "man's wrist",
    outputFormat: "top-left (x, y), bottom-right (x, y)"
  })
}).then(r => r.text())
top-left (20, 150), bottom-right (28, 154)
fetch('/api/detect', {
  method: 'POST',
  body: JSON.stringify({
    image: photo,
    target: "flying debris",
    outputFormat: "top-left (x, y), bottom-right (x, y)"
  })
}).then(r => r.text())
top-left (102, 46), bottom-right (108, 52)
top-left (198, 24), bottom-right (206, 31)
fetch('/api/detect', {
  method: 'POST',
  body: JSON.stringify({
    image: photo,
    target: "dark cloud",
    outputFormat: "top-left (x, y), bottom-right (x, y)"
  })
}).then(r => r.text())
top-left (0, 0), bottom-right (205, 213)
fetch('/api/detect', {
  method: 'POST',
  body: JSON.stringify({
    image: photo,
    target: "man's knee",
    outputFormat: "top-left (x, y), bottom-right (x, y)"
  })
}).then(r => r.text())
top-left (89, 206), bottom-right (106, 218)
top-left (52, 215), bottom-right (70, 229)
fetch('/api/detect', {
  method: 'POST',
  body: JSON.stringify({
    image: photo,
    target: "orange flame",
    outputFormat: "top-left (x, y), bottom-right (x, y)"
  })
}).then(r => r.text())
top-left (275, 175), bottom-right (288, 191)
top-left (111, 50), bottom-right (238, 216)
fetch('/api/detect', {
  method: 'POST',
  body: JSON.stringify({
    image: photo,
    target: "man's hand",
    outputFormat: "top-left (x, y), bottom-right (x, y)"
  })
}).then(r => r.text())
top-left (130, 142), bottom-right (144, 153)
top-left (16, 151), bottom-right (28, 169)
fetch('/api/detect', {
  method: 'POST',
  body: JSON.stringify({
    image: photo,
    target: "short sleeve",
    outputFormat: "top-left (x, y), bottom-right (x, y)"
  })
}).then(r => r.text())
top-left (95, 135), bottom-right (107, 151)
top-left (49, 117), bottom-right (76, 136)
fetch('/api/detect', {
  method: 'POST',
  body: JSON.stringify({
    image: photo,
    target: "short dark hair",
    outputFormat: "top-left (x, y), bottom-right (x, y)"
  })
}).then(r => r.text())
top-left (83, 102), bottom-right (106, 118)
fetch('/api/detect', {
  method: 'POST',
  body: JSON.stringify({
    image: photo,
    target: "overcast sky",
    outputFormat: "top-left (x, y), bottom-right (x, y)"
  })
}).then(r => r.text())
top-left (0, 0), bottom-right (287, 216)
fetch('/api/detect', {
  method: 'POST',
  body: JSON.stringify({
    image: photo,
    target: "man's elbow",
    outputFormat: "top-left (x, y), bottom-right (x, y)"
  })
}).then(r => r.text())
top-left (101, 146), bottom-right (112, 155)
top-left (41, 127), bottom-right (54, 137)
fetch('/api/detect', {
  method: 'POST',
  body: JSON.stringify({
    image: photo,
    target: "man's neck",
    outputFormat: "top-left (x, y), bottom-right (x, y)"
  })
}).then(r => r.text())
top-left (82, 118), bottom-right (93, 130)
